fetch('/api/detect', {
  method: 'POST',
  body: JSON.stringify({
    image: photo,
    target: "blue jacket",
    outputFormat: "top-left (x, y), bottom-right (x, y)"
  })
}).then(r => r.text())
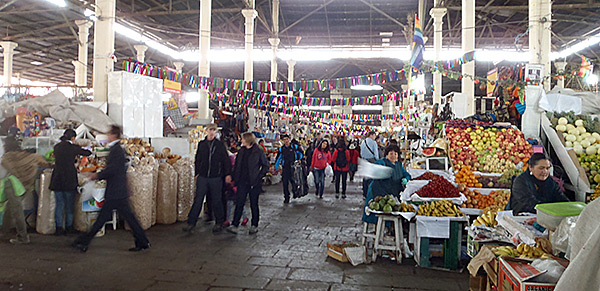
top-left (275, 144), bottom-right (303, 171)
top-left (362, 158), bottom-right (411, 224)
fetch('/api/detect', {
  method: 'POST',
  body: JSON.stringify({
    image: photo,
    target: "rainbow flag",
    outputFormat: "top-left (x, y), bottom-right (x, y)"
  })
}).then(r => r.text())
top-left (579, 55), bottom-right (593, 79)
top-left (410, 15), bottom-right (424, 71)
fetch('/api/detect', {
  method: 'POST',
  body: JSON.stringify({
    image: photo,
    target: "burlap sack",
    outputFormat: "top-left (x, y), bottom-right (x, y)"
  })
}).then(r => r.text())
top-left (141, 157), bottom-right (159, 225)
top-left (126, 162), bottom-right (153, 230)
top-left (173, 158), bottom-right (195, 222)
top-left (36, 169), bottom-right (56, 235)
top-left (156, 163), bottom-right (178, 224)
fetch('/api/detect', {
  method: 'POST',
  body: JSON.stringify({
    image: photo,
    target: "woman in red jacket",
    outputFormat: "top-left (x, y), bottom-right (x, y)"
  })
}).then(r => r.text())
top-left (332, 140), bottom-right (351, 199)
top-left (310, 140), bottom-right (331, 199)
top-left (348, 141), bottom-right (360, 183)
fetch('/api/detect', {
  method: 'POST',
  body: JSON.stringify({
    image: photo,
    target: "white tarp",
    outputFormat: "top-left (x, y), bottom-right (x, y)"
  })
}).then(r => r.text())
top-left (539, 89), bottom-right (582, 114)
top-left (0, 90), bottom-right (114, 133)
top-left (545, 87), bottom-right (600, 115)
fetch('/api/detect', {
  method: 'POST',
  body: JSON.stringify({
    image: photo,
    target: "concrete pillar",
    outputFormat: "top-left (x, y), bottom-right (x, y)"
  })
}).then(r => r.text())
top-left (242, 8), bottom-right (258, 81)
top-left (134, 44), bottom-right (148, 63)
top-left (430, 7), bottom-right (447, 108)
top-left (173, 61), bottom-right (184, 72)
top-left (268, 38), bottom-right (280, 83)
top-left (554, 61), bottom-right (567, 89)
top-left (0, 41), bottom-right (17, 87)
top-left (92, 0), bottom-right (116, 102)
top-left (461, 0), bottom-right (475, 116)
top-left (72, 20), bottom-right (92, 87)
top-left (287, 60), bottom-right (296, 97)
top-left (529, 0), bottom-right (552, 92)
top-left (197, 0), bottom-right (211, 120)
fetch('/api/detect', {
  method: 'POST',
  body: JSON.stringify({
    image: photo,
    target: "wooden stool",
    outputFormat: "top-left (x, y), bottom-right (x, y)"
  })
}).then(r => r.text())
top-left (361, 222), bottom-right (377, 248)
top-left (372, 215), bottom-right (404, 263)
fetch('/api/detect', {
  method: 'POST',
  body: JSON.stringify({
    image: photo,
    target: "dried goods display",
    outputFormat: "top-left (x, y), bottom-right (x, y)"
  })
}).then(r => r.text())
top-left (417, 200), bottom-right (464, 217)
top-left (446, 120), bottom-right (533, 173)
top-left (414, 176), bottom-right (461, 198)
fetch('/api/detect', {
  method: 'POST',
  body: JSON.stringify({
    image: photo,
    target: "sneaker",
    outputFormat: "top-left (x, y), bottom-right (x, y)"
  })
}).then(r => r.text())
top-left (182, 224), bottom-right (196, 233)
top-left (128, 243), bottom-right (150, 252)
top-left (342, 194), bottom-right (347, 199)
top-left (223, 221), bottom-right (231, 227)
top-left (226, 226), bottom-right (239, 234)
top-left (241, 218), bottom-right (249, 226)
top-left (335, 194), bottom-right (339, 199)
top-left (9, 238), bottom-right (30, 245)
top-left (212, 225), bottom-right (223, 233)
top-left (55, 227), bottom-right (65, 236)
top-left (319, 194), bottom-right (323, 199)
top-left (249, 226), bottom-right (258, 235)
top-left (284, 198), bottom-right (290, 204)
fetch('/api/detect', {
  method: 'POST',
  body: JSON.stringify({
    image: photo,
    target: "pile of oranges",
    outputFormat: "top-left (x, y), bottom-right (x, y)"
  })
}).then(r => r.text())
top-left (455, 166), bottom-right (483, 188)
top-left (461, 186), bottom-right (496, 209)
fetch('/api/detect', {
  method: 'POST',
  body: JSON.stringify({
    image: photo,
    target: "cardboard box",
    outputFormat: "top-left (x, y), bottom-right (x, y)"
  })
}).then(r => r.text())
top-left (470, 275), bottom-right (487, 291)
top-left (326, 243), bottom-right (348, 263)
top-left (498, 257), bottom-right (568, 291)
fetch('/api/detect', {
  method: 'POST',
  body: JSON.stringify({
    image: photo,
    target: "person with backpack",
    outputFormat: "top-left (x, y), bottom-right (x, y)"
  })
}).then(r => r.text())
top-left (332, 140), bottom-right (351, 199)
top-left (348, 141), bottom-right (360, 182)
top-left (310, 139), bottom-right (331, 199)
top-left (275, 134), bottom-right (304, 204)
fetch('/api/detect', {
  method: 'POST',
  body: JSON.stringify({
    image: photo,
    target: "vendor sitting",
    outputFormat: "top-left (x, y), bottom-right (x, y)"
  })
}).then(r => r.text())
top-left (508, 153), bottom-right (568, 214)
top-left (362, 145), bottom-right (411, 224)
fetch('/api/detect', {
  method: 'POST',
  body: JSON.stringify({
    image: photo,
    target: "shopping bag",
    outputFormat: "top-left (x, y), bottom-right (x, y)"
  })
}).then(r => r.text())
top-left (307, 172), bottom-right (315, 188)
top-left (325, 164), bottom-right (334, 177)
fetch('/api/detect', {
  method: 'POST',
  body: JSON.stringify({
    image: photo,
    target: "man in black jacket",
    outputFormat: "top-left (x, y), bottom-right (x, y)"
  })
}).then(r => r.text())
top-left (275, 134), bottom-right (303, 204)
top-left (73, 125), bottom-right (150, 252)
top-left (183, 123), bottom-right (231, 233)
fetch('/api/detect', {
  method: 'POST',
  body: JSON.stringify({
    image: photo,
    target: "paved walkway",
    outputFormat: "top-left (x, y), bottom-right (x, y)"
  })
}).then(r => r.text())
top-left (0, 181), bottom-right (468, 291)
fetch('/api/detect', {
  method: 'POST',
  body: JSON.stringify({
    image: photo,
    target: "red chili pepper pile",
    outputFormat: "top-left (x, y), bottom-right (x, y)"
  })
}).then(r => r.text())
top-left (414, 176), bottom-right (461, 198)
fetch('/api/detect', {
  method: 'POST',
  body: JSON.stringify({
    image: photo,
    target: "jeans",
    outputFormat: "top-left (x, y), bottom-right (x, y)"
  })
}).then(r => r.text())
top-left (226, 200), bottom-right (246, 222)
top-left (363, 178), bottom-right (373, 198)
top-left (313, 169), bottom-right (325, 197)
top-left (334, 171), bottom-right (348, 195)
top-left (55, 191), bottom-right (75, 228)
top-left (282, 167), bottom-right (293, 199)
top-left (75, 198), bottom-right (149, 247)
top-left (187, 176), bottom-right (225, 226)
top-left (233, 182), bottom-right (260, 227)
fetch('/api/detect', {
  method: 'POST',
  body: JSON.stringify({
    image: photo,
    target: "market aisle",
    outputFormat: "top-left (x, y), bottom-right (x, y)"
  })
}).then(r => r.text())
top-left (0, 181), bottom-right (468, 291)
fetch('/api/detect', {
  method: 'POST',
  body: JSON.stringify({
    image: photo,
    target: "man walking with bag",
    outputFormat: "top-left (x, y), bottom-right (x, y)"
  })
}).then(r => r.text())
top-left (275, 134), bottom-right (303, 204)
top-left (360, 131), bottom-right (379, 198)
top-left (183, 123), bottom-right (231, 233)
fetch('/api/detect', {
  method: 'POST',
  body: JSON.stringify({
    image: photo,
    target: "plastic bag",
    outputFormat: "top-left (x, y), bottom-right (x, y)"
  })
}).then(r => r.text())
top-left (551, 215), bottom-right (578, 255)
top-left (355, 158), bottom-right (392, 179)
top-left (36, 169), bottom-right (56, 235)
top-left (156, 163), bottom-right (178, 224)
top-left (325, 164), bottom-right (334, 177)
top-left (531, 259), bottom-right (566, 283)
top-left (126, 162), bottom-right (154, 230)
top-left (307, 172), bottom-right (315, 188)
top-left (173, 158), bottom-right (195, 222)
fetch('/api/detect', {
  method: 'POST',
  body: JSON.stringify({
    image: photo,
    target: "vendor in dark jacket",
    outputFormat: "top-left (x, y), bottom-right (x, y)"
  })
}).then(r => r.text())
top-left (508, 153), bottom-right (568, 214)
top-left (227, 132), bottom-right (269, 235)
top-left (73, 125), bottom-right (150, 252)
top-left (183, 123), bottom-right (232, 233)
top-left (50, 129), bottom-right (92, 235)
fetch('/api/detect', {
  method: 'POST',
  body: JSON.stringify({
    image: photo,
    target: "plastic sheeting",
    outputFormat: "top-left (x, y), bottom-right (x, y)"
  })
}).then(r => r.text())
top-left (127, 160), bottom-right (154, 230)
top-left (0, 90), bottom-right (114, 133)
top-left (156, 163), bottom-right (178, 224)
top-left (36, 169), bottom-right (56, 234)
top-left (173, 158), bottom-right (195, 222)
top-left (546, 87), bottom-right (600, 115)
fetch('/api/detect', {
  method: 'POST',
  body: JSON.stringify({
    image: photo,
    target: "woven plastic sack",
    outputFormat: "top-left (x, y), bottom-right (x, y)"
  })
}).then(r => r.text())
top-left (156, 163), bottom-right (178, 224)
top-left (36, 169), bottom-right (56, 235)
top-left (173, 157), bottom-right (195, 222)
top-left (126, 162), bottom-right (154, 230)
top-left (141, 157), bottom-right (159, 225)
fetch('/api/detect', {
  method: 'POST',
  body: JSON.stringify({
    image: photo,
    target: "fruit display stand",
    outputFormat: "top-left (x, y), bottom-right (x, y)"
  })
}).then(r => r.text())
top-left (540, 114), bottom-right (590, 201)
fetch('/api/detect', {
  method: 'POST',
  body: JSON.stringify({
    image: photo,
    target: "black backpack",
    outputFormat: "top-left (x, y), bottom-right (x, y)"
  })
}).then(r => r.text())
top-left (336, 149), bottom-right (347, 168)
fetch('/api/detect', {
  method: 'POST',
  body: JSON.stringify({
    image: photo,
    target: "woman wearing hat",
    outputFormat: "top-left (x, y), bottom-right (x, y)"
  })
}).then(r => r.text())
top-left (49, 129), bottom-right (92, 235)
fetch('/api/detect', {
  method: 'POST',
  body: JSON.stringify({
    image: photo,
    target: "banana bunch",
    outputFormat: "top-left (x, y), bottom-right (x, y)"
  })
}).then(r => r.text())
top-left (472, 211), bottom-right (498, 227)
top-left (417, 200), bottom-right (464, 217)
top-left (400, 203), bottom-right (415, 212)
top-left (515, 243), bottom-right (552, 259)
top-left (492, 246), bottom-right (519, 257)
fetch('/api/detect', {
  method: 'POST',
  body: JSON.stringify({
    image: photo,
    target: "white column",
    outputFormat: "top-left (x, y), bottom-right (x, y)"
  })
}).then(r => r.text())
top-left (72, 20), bottom-right (92, 87)
top-left (173, 61), bottom-right (184, 72)
top-left (197, 0), bottom-right (211, 120)
top-left (92, 0), bottom-right (116, 102)
top-left (461, 0), bottom-right (475, 116)
top-left (554, 61), bottom-right (567, 89)
top-left (134, 44), bottom-right (148, 63)
top-left (287, 60), bottom-right (296, 97)
top-left (268, 38), bottom-right (280, 83)
top-left (529, 0), bottom-right (552, 92)
top-left (242, 8), bottom-right (258, 81)
top-left (430, 8), bottom-right (447, 108)
top-left (0, 41), bottom-right (17, 87)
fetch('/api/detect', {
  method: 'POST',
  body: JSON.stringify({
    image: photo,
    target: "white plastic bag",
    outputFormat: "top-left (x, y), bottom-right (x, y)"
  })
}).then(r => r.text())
top-left (325, 164), bottom-right (334, 177)
top-left (307, 171), bottom-right (315, 188)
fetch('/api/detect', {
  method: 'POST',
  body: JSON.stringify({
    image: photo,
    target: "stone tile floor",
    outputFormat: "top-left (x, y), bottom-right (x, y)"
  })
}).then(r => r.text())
top-left (0, 181), bottom-right (469, 291)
